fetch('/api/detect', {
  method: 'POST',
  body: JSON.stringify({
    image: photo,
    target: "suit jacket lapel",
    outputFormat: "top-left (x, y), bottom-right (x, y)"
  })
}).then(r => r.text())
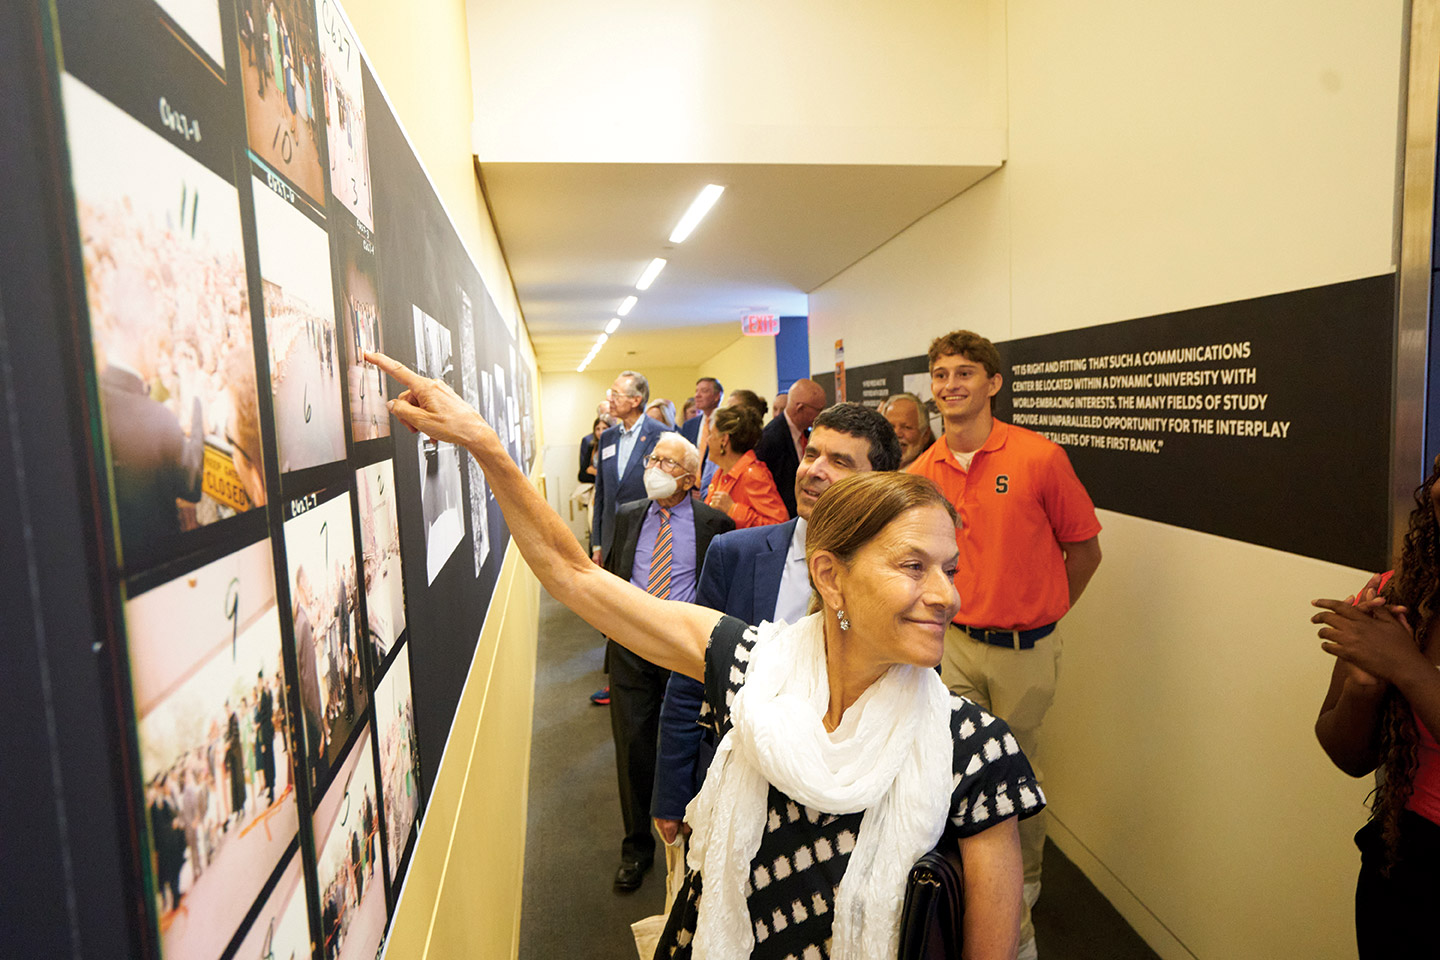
top-left (752, 519), bottom-right (795, 621)
top-left (620, 419), bottom-right (653, 482)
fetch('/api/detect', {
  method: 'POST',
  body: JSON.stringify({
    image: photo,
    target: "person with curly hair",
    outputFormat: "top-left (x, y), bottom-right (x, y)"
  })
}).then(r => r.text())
top-left (1314, 455), bottom-right (1440, 958)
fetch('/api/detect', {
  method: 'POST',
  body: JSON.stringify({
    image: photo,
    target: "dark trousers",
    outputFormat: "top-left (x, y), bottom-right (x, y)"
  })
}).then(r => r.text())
top-left (1354, 811), bottom-right (1440, 958)
top-left (608, 640), bottom-right (669, 865)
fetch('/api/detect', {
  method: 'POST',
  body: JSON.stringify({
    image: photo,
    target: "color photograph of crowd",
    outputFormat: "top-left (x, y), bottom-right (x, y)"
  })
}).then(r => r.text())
top-left (376, 643), bottom-right (421, 881)
top-left (253, 177), bottom-right (346, 474)
top-left (124, 539), bottom-right (296, 960)
top-left (284, 492), bottom-right (366, 788)
top-left (63, 75), bottom-right (266, 561)
top-left (356, 458), bottom-right (406, 661)
top-left (230, 852), bottom-right (311, 960)
top-left (317, 0), bottom-right (373, 229)
top-left (313, 727), bottom-right (386, 960)
top-left (338, 225), bottom-right (388, 442)
top-left (237, 0), bottom-right (324, 201)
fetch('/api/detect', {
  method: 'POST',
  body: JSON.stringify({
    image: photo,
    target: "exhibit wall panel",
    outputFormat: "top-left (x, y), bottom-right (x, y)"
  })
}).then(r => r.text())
top-left (807, 2), bottom-right (1405, 959)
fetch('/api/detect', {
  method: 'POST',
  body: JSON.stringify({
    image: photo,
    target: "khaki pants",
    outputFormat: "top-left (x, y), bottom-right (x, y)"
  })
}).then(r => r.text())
top-left (941, 623), bottom-right (1061, 946)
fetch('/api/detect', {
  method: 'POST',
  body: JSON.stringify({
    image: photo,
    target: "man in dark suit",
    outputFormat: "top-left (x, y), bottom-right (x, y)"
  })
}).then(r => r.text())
top-left (751, 377), bottom-right (827, 517)
top-left (254, 670), bottom-right (276, 805)
top-left (678, 376), bottom-right (722, 449)
top-left (590, 370), bottom-right (670, 564)
top-left (602, 433), bottom-right (734, 891)
top-left (650, 403), bottom-right (900, 846)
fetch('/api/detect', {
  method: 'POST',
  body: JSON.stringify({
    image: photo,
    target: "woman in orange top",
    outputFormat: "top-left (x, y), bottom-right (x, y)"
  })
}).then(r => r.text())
top-left (704, 406), bottom-right (788, 528)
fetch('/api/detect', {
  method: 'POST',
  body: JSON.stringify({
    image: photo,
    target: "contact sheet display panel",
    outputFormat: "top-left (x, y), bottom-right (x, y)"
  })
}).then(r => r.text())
top-left (33, 0), bottom-right (536, 955)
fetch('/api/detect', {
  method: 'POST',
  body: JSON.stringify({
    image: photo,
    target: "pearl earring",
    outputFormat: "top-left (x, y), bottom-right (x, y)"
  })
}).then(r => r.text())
top-left (837, 609), bottom-right (850, 631)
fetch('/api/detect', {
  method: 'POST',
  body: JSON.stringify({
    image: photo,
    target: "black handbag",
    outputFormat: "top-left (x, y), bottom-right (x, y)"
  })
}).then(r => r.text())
top-left (897, 843), bottom-right (965, 959)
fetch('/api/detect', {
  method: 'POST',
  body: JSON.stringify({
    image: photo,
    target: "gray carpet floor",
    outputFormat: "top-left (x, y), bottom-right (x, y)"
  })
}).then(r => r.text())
top-left (518, 591), bottom-right (1160, 960)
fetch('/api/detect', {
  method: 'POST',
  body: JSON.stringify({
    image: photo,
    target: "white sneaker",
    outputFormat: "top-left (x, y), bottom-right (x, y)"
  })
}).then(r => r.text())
top-left (1016, 936), bottom-right (1038, 960)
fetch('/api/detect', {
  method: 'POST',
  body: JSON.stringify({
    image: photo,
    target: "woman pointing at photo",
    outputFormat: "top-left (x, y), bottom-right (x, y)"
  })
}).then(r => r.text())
top-left (367, 351), bottom-right (1039, 960)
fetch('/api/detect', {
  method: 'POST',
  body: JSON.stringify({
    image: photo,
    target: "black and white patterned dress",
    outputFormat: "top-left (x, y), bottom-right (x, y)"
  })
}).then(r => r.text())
top-left (654, 615), bottom-right (1045, 960)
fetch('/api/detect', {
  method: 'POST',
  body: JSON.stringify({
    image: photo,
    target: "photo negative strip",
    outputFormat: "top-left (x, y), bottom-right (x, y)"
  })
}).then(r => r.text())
top-left (355, 459), bottom-right (405, 663)
top-left (230, 849), bottom-right (311, 960)
top-left (238, 0), bottom-right (325, 202)
top-left (336, 219), bottom-right (387, 442)
top-left (456, 290), bottom-right (489, 575)
top-left (312, 726), bottom-right (386, 960)
top-left (156, 0), bottom-right (227, 70)
top-left (375, 643), bottom-right (420, 884)
top-left (315, 0), bottom-right (373, 229)
top-left (412, 306), bottom-right (464, 584)
top-left (123, 538), bottom-right (297, 960)
top-left (283, 488), bottom-right (366, 789)
top-left (61, 75), bottom-right (267, 569)
top-left (252, 175), bottom-right (346, 474)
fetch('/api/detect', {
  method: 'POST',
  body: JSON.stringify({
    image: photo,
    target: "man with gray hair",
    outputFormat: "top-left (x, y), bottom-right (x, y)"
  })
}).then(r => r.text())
top-left (880, 391), bottom-right (935, 469)
top-left (591, 370), bottom-right (669, 563)
top-left (600, 432), bottom-right (734, 890)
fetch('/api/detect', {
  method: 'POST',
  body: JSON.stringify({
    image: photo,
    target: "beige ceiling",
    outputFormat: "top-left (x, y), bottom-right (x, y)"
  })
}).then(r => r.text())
top-left (478, 162), bottom-right (998, 372)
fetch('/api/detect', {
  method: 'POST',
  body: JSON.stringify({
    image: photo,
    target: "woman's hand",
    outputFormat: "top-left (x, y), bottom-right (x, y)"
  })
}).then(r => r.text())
top-left (708, 490), bottom-right (734, 515)
top-left (365, 352), bottom-right (490, 450)
top-left (1312, 598), bottom-right (1423, 687)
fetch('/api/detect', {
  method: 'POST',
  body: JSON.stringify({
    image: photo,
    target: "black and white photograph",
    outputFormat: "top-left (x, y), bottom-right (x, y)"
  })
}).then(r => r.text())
top-left (456, 289), bottom-right (490, 575)
top-left (124, 539), bottom-right (296, 960)
top-left (230, 850), bottom-right (311, 960)
top-left (253, 175), bottom-right (347, 474)
top-left (62, 75), bottom-right (267, 564)
top-left (284, 490), bottom-right (366, 788)
top-left (155, 0), bottom-right (227, 69)
top-left (237, 0), bottom-right (325, 202)
top-left (336, 220), bottom-right (387, 442)
top-left (375, 643), bottom-right (420, 882)
top-left (316, 0), bottom-right (373, 229)
top-left (312, 726), bottom-right (386, 960)
top-left (355, 459), bottom-right (405, 662)
top-left (413, 305), bottom-right (464, 583)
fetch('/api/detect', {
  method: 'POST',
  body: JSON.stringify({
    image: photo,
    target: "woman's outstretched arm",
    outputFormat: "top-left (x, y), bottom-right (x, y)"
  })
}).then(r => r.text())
top-left (367, 352), bottom-right (718, 680)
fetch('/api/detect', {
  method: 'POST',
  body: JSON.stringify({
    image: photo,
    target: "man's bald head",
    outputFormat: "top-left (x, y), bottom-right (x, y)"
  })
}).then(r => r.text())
top-left (785, 379), bottom-right (827, 431)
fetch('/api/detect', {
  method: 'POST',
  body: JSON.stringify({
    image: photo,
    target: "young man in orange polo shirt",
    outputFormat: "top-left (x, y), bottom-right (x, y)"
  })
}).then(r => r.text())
top-left (908, 330), bottom-right (1102, 960)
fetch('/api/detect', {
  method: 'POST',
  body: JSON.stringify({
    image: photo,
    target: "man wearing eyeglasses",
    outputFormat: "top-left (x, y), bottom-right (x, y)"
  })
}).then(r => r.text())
top-left (591, 370), bottom-right (670, 564)
top-left (600, 433), bottom-right (735, 891)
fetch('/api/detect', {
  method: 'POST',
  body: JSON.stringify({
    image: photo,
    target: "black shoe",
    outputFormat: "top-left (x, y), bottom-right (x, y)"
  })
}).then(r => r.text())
top-left (613, 859), bottom-right (651, 892)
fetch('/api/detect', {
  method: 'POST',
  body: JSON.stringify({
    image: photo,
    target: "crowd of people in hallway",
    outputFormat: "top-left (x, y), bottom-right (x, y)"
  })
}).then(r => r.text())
top-left (565, 332), bottom-right (1099, 960)
top-left (366, 320), bottom-right (1437, 959)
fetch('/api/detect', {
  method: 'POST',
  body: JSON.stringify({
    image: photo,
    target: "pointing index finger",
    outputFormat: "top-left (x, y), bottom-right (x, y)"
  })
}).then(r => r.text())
top-left (364, 352), bottom-right (423, 389)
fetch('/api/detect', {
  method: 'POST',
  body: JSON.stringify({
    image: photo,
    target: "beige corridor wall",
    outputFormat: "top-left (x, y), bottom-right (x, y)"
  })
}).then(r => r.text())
top-left (340, 1), bottom-right (541, 958)
top-left (695, 334), bottom-right (779, 411)
top-left (808, 3), bottom-right (1405, 959)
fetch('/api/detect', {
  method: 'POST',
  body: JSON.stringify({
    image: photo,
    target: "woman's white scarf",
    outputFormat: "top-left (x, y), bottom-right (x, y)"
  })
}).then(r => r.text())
top-left (684, 613), bottom-right (953, 960)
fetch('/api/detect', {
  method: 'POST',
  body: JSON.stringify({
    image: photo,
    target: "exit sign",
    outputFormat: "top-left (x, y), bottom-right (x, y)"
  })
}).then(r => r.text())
top-left (742, 314), bottom-right (779, 336)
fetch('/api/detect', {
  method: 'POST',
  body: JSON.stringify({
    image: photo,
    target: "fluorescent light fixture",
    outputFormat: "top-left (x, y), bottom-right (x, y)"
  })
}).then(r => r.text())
top-left (576, 363), bottom-right (586, 372)
top-left (597, 333), bottom-right (609, 345)
top-left (668, 184), bottom-right (725, 243)
top-left (605, 317), bottom-right (621, 335)
top-left (617, 296), bottom-right (638, 317)
top-left (635, 257), bottom-right (667, 291)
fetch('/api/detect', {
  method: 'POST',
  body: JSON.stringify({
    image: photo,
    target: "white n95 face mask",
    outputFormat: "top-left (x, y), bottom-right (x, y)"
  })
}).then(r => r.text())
top-left (644, 465), bottom-right (679, 500)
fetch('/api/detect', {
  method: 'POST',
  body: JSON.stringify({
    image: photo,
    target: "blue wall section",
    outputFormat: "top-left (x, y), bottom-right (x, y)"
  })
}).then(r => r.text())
top-left (774, 315), bottom-right (809, 394)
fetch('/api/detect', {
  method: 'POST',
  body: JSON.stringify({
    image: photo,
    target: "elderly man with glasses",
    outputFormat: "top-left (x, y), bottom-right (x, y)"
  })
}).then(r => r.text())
top-left (599, 433), bottom-right (735, 891)
top-left (591, 370), bottom-right (670, 564)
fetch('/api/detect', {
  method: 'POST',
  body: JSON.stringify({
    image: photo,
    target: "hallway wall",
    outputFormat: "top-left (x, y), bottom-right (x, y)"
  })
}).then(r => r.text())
top-left (808, 3), bottom-right (1405, 959)
top-left (341, 1), bottom-right (541, 957)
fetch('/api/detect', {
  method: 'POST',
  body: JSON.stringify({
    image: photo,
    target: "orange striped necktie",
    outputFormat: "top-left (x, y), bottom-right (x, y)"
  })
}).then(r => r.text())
top-left (646, 506), bottom-right (673, 599)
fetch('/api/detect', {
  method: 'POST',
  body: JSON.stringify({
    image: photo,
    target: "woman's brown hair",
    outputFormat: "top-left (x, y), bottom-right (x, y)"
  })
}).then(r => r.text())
top-left (712, 406), bottom-right (763, 453)
top-left (805, 473), bottom-right (957, 609)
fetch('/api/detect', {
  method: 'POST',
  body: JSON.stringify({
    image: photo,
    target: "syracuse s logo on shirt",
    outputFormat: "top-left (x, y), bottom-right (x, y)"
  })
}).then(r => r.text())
top-left (995, 475), bottom-right (1010, 494)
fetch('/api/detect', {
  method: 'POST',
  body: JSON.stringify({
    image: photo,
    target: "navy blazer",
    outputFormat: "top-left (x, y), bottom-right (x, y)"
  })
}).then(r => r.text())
top-left (652, 518), bottom-right (801, 821)
top-left (753, 412), bottom-right (803, 518)
top-left (679, 414), bottom-right (702, 445)
top-left (591, 415), bottom-right (670, 560)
